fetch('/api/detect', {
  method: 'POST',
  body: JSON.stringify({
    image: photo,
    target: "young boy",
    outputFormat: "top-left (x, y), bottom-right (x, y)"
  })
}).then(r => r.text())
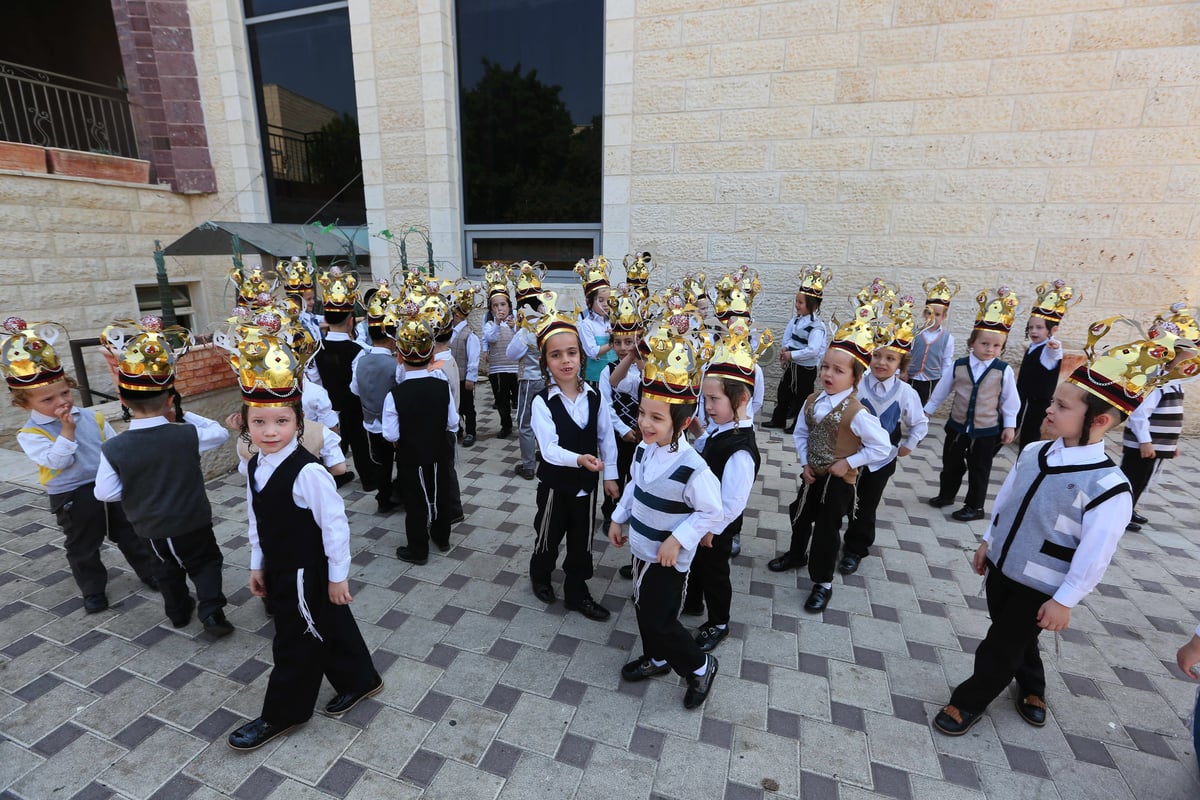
top-left (350, 284), bottom-right (400, 514)
top-left (448, 288), bottom-right (481, 447)
top-left (1016, 280), bottom-right (1072, 448)
top-left (4, 318), bottom-right (159, 613)
top-left (765, 266), bottom-right (828, 432)
top-left (932, 321), bottom-right (1188, 736)
top-left (94, 318), bottom-right (232, 635)
top-left (906, 278), bottom-right (959, 404)
top-left (311, 268), bottom-right (370, 488)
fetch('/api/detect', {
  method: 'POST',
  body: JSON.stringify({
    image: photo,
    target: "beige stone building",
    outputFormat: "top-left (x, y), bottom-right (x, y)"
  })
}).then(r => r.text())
top-left (2, 0), bottom-right (1199, 433)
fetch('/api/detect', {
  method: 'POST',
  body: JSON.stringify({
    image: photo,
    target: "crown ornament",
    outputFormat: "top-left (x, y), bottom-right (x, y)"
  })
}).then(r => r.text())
top-left (317, 266), bottom-right (359, 313)
top-left (510, 261), bottom-right (546, 302)
top-left (799, 265), bottom-right (830, 300)
top-left (641, 322), bottom-right (709, 405)
top-left (278, 256), bottom-right (314, 293)
top-left (878, 294), bottom-right (918, 354)
top-left (706, 318), bottom-right (773, 388)
top-left (230, 264), bottom-right (277, 309)
top-left (1, 317), bottom-right (68, 388)
top-left (923, 277), bottom-right (960, 308)
top-left (517, 291), bottom-right (581, 350)
top-left (389, 296), bottom-right (438, 365)
top-left (1067, 316), bottom-right (1197, 414)
top-left (366, 279), bottom-right (397, 332)
top-left (448, 279), bottom-right (481, 316)
top-left (608, 285), bottom-right (647, 335)
top-left (216, 324), bottom-right (303, 407)
top-left (484, 262), bottom-right (511, 301)
top-left (682, 272), bottom-right (708, 306)
top-left (827, 301), bottom-right (881, 369)
top-left (713, 267), bottom-right (759, 321)
top-left (1153, 302), bottom-right (1200, 347)
top-left (623, 252), bottom-right (652, 298)
top-left (101, 316), bottom-right (193, 394)
top-left (973, 286), bottom-right (1019, 334)
top-left (575, 256), bottom-right (610, 297)
top-left (1030, 279), bottom-right (1079, 325)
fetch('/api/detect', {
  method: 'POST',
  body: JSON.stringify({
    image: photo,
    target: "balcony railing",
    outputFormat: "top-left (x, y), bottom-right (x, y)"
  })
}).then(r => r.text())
top-left (0, 59), bottom-right (139, 159)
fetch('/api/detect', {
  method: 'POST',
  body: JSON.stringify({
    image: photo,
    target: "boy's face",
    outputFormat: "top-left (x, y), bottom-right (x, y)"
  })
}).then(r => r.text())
top-left (543, 331), bottom-right (581, 385)
top-left (819, 348), bottom-right (858, 394)
top-left (612, 333), bottom-right (637, 360)
top-left (869, 348), bottom-right (902, 382)
top-left (923, 304), bottom-right (946, 328)
top-left (1043, 382), bottom-right (1089, 442)
top-left (638, 396), bottom-right (682, 447)
top-left (20, 379), bottom-right (74, 418)
top-left (694, 297), bottom-right (709, 320)
top-left (970, 330), bottom-right (1006, 361)
top-left (1026, 316), bottom-right (1051, 343)
top-left (795, 294), bottom-right (809, 316)
top-left (246, 405), bottom-right (299, 455)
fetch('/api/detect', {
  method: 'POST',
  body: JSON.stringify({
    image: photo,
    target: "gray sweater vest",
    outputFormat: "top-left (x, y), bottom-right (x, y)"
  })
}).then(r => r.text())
top-left (22, 410), bottom-right (106, 495)
top-left (356, 352), bottom-right (398, 425)
top-left (101, 424), bottom-right (212, 539)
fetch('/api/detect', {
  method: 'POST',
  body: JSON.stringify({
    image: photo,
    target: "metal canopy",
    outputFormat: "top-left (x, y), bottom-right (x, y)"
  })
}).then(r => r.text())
top-left (161, 221), bottom-right (369, 259)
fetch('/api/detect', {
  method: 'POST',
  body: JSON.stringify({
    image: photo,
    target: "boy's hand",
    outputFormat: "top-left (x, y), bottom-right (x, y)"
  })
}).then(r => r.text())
top-left (56, 405), bottom-right (76, 437)
top-left (465, 380), bottom-right (475, 391)
top-left (972, 542), bottom-right (989, 576)
top-left (801, 465), bottom-right (815, 485)
top-left (577, 454), bottom-right (603, 472)
top-left (603, 479), bottom-right (619, 499)
top-left (1047, 338), bottom-right (1061, 350)
top-left (224, 411), bottom-right (243, 433)
top-left (829, 458), bottom-right (849, 478)
top-left (1037, 599), bottom-right (1071, 631)
top-left (1140, 442), bottom-right (1155, 458)
top-left (329, 580), bottom-right (352, 605)
top-left (897, 446), bottom-right (912, 458)
top-left (1000, 427), bottom-right (1015, 445)
top-left (657, 535), bottom-right (682, 568)
top-left (608, 522), bottom-right (626, 548)
top-left (699, 532), bottom-right (715, 548)
top-left (249, 569), bottom-right (266, 598)
top-left (622, 430), bottom-right (638, 443)
top-left (1176, 634), bottom-right (1200, 679)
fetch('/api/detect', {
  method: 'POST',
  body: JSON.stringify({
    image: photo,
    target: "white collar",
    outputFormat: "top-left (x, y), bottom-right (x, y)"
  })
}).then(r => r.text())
top-left (968, 353), bottom-right (995, 370)
top-left (819, 387), bottom-right (854, 406)
top-left (256, 436), bottom-right (300, 469)
top-left (548, 381), bottom-right (595, 401)
top-left (1045, 437), bottom-right (1109, 466)
top-left (30, 406), bottom-right (80, 424)
top-left (325, 331), bottom-right (352, 341)
top-left (865, 373), bottom-right (897, 392)
top-left (128, 415), bottom-right (171, 430)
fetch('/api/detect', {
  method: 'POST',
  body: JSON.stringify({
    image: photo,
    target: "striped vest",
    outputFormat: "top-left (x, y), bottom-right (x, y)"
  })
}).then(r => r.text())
top-left (1123, 384), bottom-right (1184, 456)
top-left (487, 322), bottom-right (518, 374)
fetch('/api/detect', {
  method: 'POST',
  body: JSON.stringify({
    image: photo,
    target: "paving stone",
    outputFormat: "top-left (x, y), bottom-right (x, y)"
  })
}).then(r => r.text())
top-left (497, 751), bottom-right (583, 800)
top-left (728, 726), bottom-right (798, 797)
top-left (0, 681), bottom-right (97, 745)
top-left (828, 660), bottom-right (893, 715)
top-left (422, 758), bottom-right (504, 800)
top-left (433, 650), bottom-right (507, 704)
top-left (799, 718), bottom-right (871, 786)
top-left (498, 645), bottom-right (570, 697)
top-left (652, 736), bottom-right (729, 800)
top-left (423, 698), bottom-right (506, 765)
top-left (0, 638), bottom-right (73, 692)
top-left (100, 724), bottom-right (207, 798)
top-left (701, 672), bottom-right (769, 730)
top-left (10, 731), bottom-right (125, 800)
top-left (379, 654), bottom-right (443, 712)
top-left (0, 737), bottom-right (44, 788)
top-left (574, 743), bottom-right (656, 800)
top-left (497, 693), bottom-right (574, 757)
top-left (566, 684), bottom-right (642, 748)
top-left (343, 706), bottom-right (433, 776)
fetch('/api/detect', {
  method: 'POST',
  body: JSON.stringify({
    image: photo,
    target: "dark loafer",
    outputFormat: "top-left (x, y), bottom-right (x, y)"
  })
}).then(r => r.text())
top-left (730, 533), bottom-right (741, 558)
top-left (621, 655), bottom-right (671, 682)
top-left (932, 705), bottom-right (982, 736)
top-left (804, 585), bottom-right (832, 613)
top-left (1125, 521), bottom-right (1142, 532)
top-left (1015, 694), bottom-right (1047, 727)
top-left (683, 655), bottom-right (719, 709)
top-left (322, 677), bottom-right (385, 718)
top-left (463, 434), bottom-right (476, 447)
top-left (227, 717), bottom-right (300, 751)
top-left (927, 496), bottom-right (954, 508)
top-left (951, 506), bottom-right (985, 522)
top-left (1130, 511), bottom-right (1148, 525)
top-left (761, 420), bottom-right (784, 429)
top-left (202, 611), bottom-right (234, 638)
top-left (681, 604), bottom-right (705, 617)
top-left (396, 546), bottom-right (428, 565)
top-left (83, 593), bottom-right (109, 614)
top-left (168, 596), bottom-right (196, 628)
top-left (767, 552), bottom-right (809, 572)
top-left (618, 564), bottom-right (633, 579)
top-left (838, 554), bottom-right (862, 575)
top-left (565, 596), bottom-right (611, 621)
top-left (432, 538), bottom-right (450, 553)
top-left (531, 583), bottom-right (556, 604)
top-left (695, 624), bottom-right (729, 653)
top-left (333, 471), bottom-right (356, 488)
top-left (141, 576), bottom-right (160, 591)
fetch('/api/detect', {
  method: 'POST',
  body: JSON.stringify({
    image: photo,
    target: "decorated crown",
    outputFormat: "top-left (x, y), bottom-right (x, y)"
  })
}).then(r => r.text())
top-left (101, 316), bottom-right (192, 394)
top-left (390, 296), bottom-right (438, 364)
top-left (608, 285), bottom-right (646, 335)
top-left (230, 263), bottom-right (277, 309)
top-left (973, 286), bottom-right (1019, 334)
top-left (1152, 302), bottom-right (1200, 347)
top-left (1, 317), bottom-right (67, 389)
top-left (217, 325), bottom-right (303, 406)
top-left (623, 252), bottom-right (652, 297)
top-left (878, 294), bottom-right (918, 354)
top-left (449, 280), bottom-right (481, 316)
top-left (484, 262), bottom-right (511, 300)
top-left (278, 256), bottom-right (314, 293)
top-left (575, 256), bottom-right (610, 297)
top-left (706, 318), bottom-right (773, 387)
top-left (510, 261), bottom-right (546, 302)
top-left (517, 290), bottom-right (580, 350)
top-left (1067, 317), bottom-right (1199, 414)
top-left (366, 279), bottom-right (397, 331)
top-left (682, 272), bottom-right (708, 306)
top-left (1030, 280), bottom-right (1078, 325)
top-left (641, 321), bottom-right (709, 405)
top-left (799, 265), bottom-right (830, 300)
top-left (713, 268), bottom-right (759, 321)
top-left (318, 266), bottom-right (359, 313)
top-left (923, 277), bottom-right (960, 308)
top-left (827, 303), bottom-right (881, 368)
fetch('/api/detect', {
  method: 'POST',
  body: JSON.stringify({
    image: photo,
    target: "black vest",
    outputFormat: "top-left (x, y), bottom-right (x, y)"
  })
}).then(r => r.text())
top-left (100, 423), bottom-right (211, 539)
top-left (1016, 344), bottom-right (1058, 402)
top-left (248, 447), bottom-right (327, 572)
top-left (536, 389), bottom-right (600, 494)
top-left (701, 426), bottom-right (761, 538)
top-left (389, 376), bottom-right (453, 461)
top-left (315, 338), bottom-right (363, 418)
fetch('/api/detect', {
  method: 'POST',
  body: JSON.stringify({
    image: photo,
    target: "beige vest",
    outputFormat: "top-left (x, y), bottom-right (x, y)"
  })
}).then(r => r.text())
top-left (803, 394), bottom-right (864, 484)
top-left (949, 360), bottom-right (1004, 436)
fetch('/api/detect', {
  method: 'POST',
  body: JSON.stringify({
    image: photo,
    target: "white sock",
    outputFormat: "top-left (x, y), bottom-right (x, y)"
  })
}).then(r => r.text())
top-left (692, 657), bottom-right (710, 676)
top-left (715, 624), bottom-right (727, 630)
top-left (819, 582), bottom-right (832, 590)
top-left (650, 658), bottom-right (668, 668)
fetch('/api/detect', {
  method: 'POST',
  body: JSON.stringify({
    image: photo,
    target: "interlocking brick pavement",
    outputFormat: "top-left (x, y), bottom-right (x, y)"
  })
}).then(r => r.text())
top-left (2, 416), bottom-right (1200, 799)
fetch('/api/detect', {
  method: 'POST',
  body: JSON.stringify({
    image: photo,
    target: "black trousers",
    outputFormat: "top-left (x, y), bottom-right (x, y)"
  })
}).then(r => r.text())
top-left (910, 379), bottom-right (936, 405)
top-left (843, 459), bottom-right (897, 559)
top-left (489, 372), bottom-right (518, 432)
top-left (938, 428), bottom-right (1001, 510)
top-left (459, 382), bottom-right (476, 436)
top-left (148, 525), bottom-right (227, 622)
top-left (337, 409), bottom-right (372, 486)
top-left (769, 364), bottom-right (817, 426)
top-left (601, 434), bottom-right (637, 521)
top-left (49, 484), bottom-right (159, 597)
top-left (1017, 395), bottom-right (1052, 449)
top-left (261, 565), bottom-right (380, 726)
top-left (366, 431), bottom-right (394, 505)
top-left (397, 457), bottom-right (455, 559)
top-left (633, 558), bottom-right (706, 676)
top-left (1120, 446), bottom-right (1168, 508)
top-left (441, 432), bottom-right (464, 521)
top-left (950, 567), bottom-right (1049, 713)
top-left (787, 474), bottom-right (856, 584)
top-left (683, 519), bottom-right (736, 625)
top-left (530, 486), bottom-right (595, 604)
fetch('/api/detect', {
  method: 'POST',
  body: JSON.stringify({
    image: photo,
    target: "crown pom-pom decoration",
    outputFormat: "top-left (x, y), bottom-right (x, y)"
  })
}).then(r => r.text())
top-left (575, 256), bottom-right (610, 297)
top-left (641, 320), bottom-right (709, 405)
top-left (318, 266), bottom-right (359, 312)
top-left (277, 256), bottom-right (314, 292)
top-left (1152, 302), bottom-right (1200, 348)
top-left (923, 277), bottom-right (960, 308)
top-left (1067, 316), bottom-right (1191, 414)
top-left (230, 264), bottom-right (277, 308)
top-left (1, 317), bottom-right (68, 388)
top-left (517, 290), bottom-right (581, 350)
top-left (623, 252), bottom-right (652, 298)
top-left (973, 286), bottom-right (1019, 334)
top-left (101, 316), bottom-right (193, 393)
top-left (799, 265), bottom-right (830, 300)
top-left (706, 317), bottom-right (774, 388)
top-left (510, 260), bottom-right (546, 302)
top-left (608, 285), bottom-right (647, 334)
top-left (1030, 279), bottom-right (1079, 325)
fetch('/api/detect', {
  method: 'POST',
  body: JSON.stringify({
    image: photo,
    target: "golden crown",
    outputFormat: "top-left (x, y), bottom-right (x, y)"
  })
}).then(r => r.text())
top-left (230, 264), bottom-right (277, 308)
top-left (575, 256), bottom-right (610, 296)
top-left (517, 290), bottom-right (580, 350)
top-left (277, 256), bottom-right (314, 292)
top-left (317, 266), bottom-right (359, 312)
top-left (641, 321), bottom-right (710, 405)
top-left (682, 272), bottom-right (708, 306)
top-left (879, 294), bottom-right (918, 354)
top-left (230, 298), bottom-right (319, 367)
top-left (623, 252), bottom-right (652, 295)
top-left (366, 279), bottom-right (397, 329)
top-left (389, 296), bottom-right (438, 364)
top-left (608, 285), bottom-right (647, 334)
top-left (449, 279), bottom-right (481, 316)
top-left (923, 277), bottom-right (960, 307)
top-left (799, 265), bottom-right (830, 299)
top-left (101, 316), bottom-right (193, 394)
top-left (216, 324), bottom-right (303, 407)
top-left (1030, 279), bottom-right (1078, 324)
top-left (706, 319), bottom-right (774, 387)
top-left (1068, 317), bottom-right (1199, 414)
top-left (510, 260), bottom-right (546, 301)
top-left (484, 262), bottom-right (511, 300)
top-left (973, 286), bottom-right (1019, 333)
top-left (828, 304), bottom-right (880, 368)
top-left (1, 317), bottom-right (67, 388)
top-left (713, 268), bottom-right (759, 320)
top-left (1152, 302), bottom-right (1200, 347)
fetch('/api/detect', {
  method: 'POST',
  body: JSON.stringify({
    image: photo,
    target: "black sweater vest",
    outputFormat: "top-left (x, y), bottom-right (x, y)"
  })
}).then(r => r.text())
top-left (1017, 344), bottom-right (1058, 402)
top-left (314, 338), bottom-right (362, 417)
top-left (701, 426), bottom-right (761, 538)
top-left (389, 376), bottom-right (452, 461)
top-left (537, 389), bottom-right (600, 494)
top-left (249, 447), bottom-right (326, 572)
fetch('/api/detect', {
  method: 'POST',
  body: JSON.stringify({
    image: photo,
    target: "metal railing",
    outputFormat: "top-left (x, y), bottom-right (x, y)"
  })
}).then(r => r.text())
top-left (267, 124), bottom-right (316, 183)
top-left (0, 59), bottom-right (139, 159)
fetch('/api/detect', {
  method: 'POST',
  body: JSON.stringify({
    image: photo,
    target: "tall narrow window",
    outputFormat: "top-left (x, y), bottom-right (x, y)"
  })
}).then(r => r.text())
top-left (244, 2), bottom-right (364, 225)
top-left (455, 0), bottom-right (603, 272)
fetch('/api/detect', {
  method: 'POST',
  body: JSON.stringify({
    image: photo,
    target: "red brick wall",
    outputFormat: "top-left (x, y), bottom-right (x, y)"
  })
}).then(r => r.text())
top-left (174, 343), bottom-right (238, 396)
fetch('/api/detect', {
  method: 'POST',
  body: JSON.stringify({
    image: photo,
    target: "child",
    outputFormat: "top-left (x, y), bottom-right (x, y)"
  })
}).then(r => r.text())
top-left (682, 324), bottom-right (767, 652)
top-left (840, 299), bottom-right (928, 575)
top-left (93, 318), bottom-right (232, 635)
top-left (599, 286), bottom-right (645, 528)
top-left (711, 269), bottom-right (768, 427)
top-left (1016, 281), bottom-right (1072, 448)
top-left (424, 292), bottom-right (466, 525)
top-left (311, 268), bottom-right (371, 488)
top-left (278, 256), bottom-right (322, 342)
top-left (924, 287), bottom-right (1021, 522)
top-left (507, 285), bottom-right (546, 480)
top-left (765, 266), bottom-right (828, 432)
top-left (351, 283), bottom-right (401, 514)
top-left (767, 309), bottom-right (890, 613)
top-left (906, 278), bottom-right (959, 404)
top-left (225, 334), bottom-right (382, 752)
top-left (483, 267), bottom-right (519, 439)
top-left (383, 307), bottom-right (460, 565)
top-left (448, 287), bottom-right (481, 447)
top-left (575, 257), bottom-right (616, 389)
top-left (4, 318), bottom-right (159, 613)
top-left (608, 322), bottom-right (723, 708)
top-left (932, 322), bottom-right (1180, 736)
top-left (526, 292), bottom-right (619, 620)
top-left (1120, 303), bottom-right (1197, 532)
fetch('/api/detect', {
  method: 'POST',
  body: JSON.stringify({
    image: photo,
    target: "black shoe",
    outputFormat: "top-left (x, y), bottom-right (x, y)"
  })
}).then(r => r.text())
top-left (684, 655), bottom-right (719, 709)
top-left (951, 506), bottom-right (985, 522)
top-left (621, 656), bottom-right (671, 682)
top-left (618, 564), bottom-right (633, 580)
top-left (767, 552), bottom-right (808, 572)
top-left (761, 420), bottom-right (784, 429)
top-left (782, 425), bottom-right (795, 434)
top-left (838, 554), bottom-right (862, 575)
top-left (361, 482), bottom-right (378, 493)
top-left (227, 717), bottom-right (300, 751)
top-left (463, 434), bottom-right (476, 447)
top-left (681, 604), bottom-right (704, 617)
top-left (532, 583), bottom-right (556, 604)
top-left (516, 465), bottom-right (535, 480)
top-left (498, 428), bottom-right (512, 439)
top-left (927, 496), bottom-right (954, 508)
top-left (202, 611), bottom-right (234, 638)
top-left (83, 593), bottom-right (109, 614)
top-left (450, 514), bottom-right (466, 525)
top-left (334, 471), bottom-right (356, 488)
top-left (432, 538), bottom-right (450, 553)
top-left (376, 500), bottom-right (400, 515)
top-left (1015, 694), bottom-right (1047, 727)
top-left (396, 546), bottom-right (428, 565)
top-left (695, 625), bottom-right (729, 653)
top-left (804, 585), bottom-right (832, 613)
top-left (1125, 521), bottom-right (1142, 532)
top-left (168, 597), bottom-right (195, 628)
top-left (932, 705), bottom-right (982, 736)
top-left (565, 596), bottom-right (611, 621)
top-left (1130, 511), bottom-right (1148, 525)
top-left (730, 533), bottom-right (741, 558)
top-left (140, 576), bottom-right (160, 591)
top-left (322, 676), bottom-right (385, 718)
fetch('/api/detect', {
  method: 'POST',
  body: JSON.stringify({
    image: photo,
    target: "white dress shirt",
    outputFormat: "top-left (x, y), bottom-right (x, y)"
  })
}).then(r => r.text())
top-left (697, 419), bottom-right (758, 535)
top-left (302, 381), bottom-right (340, 430)
top-left (450, 321), bottom-right (481, 382)
top-left (94, 412), bottom-right (229, 501)
top-left (856, 373), bottom-right (930, 465)
top-left (924, 353), bottom-right (1021, 429)
top-left (305, 330), bottom-right (365, 386)
top-left (245, 437), bottom-right (352, 583)
top-left (577, 311), bottom-right (611, 362)
top-left (784, 314), bottom-right (828, 367)
top-left (381, 368), bottom-right (460, 442)
top-left (1026, 339), bottom-right (1063, 372)
top-left (350, 345), bottom-right (397, 434)
top-left (792, 387), bottom-right (892, 472)
top-left (531, 381), bottom-right (619, 492)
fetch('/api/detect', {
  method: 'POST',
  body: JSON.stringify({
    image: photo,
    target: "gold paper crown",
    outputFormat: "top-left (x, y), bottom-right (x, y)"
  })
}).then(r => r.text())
top-left (1, 317), bottom-right (67, 388)
top-left (641, 321), bottom-right (709, 405)
top-left (828, 305), bottom-right (880, 368)
top-left (390, 296), bottom-right (438, 364)
top-left (484, 262), bottom-right (511, 300)
top-left (713, 268), bottom-right (759, 320)
top-left (1067, 316), bottom-right (1200, 414)
top-left (517, 290), bottom-right (580, 350)
top-left (799, 265), bottom-right (830, 300)
top-left (449, 279), bottom-right (481, 316)
top-left (682, 272), bottom-right (708, 306)
top-left (923, 277), bottom-right (960, 308)
top-left (1030, 279), bottom-right (1078, 325)
top-left (278, 256), bottom-right (314, 292)
top-left (608, 285), bottom-right (646, 334)
top-left (575, 256), bottom-right (610, 297)
top-left (973, 286), bottom-right (1019, 333)
top-left (510, 261), bottom-right (546, 302)
top-left (879, 294), bottom-right (918, 354)
top-left (229, 298), bottom-right (319, 367)
top-left (1153, 302), bottom-right (1200, 347)
top-left (217, 325), bottom-right (303, 407)
top-left (856, 277), bottom-right (897, 310)
top-left (230, 264), bottom-right (277, 308)
top-left (101, 316), bottom-right (192, 394)
top-left (366, 280), bottom-right (396, 330)
top-left (706, 318), bottom-right (774, 387)
top-left (623, 252), bottom-right (652, 296)
top-left (318, 266), bottom-right (359, 313)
